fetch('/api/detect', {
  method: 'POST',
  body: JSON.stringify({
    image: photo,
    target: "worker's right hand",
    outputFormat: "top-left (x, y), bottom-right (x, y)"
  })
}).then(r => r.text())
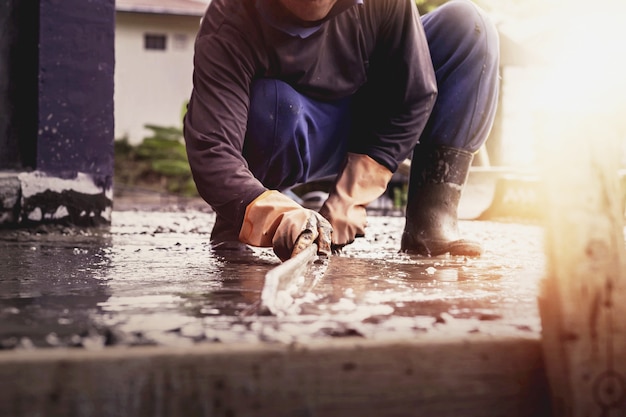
top-left (239, 190), bottom-right (332, 262)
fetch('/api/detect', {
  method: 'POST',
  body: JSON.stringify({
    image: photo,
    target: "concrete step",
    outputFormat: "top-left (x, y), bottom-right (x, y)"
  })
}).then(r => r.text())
top-left (0, 336), bottom-right (550, 417)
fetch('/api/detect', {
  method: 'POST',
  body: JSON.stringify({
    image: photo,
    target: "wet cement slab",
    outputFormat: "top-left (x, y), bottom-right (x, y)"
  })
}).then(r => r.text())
top-left (0, 207), bottom-right (545, 350)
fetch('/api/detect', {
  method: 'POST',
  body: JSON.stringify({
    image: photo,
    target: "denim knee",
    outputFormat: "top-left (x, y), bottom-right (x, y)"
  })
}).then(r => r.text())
top-left (244, 78), bottom-right (349, 189)
top-left (247, 79), bottom-right (304, 146)
top-left (432, 0), bottom-right (499, 61)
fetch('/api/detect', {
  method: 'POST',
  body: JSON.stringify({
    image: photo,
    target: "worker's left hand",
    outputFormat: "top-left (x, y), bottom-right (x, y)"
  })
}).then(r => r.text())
top-left (319, 153), bottom-right (393, 252)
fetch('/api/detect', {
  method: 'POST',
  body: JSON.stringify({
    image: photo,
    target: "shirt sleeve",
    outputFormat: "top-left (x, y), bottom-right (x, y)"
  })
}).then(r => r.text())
top-left (349, 0), bottom-right (437, 172)
top-left (183, 14), bottom-right (267, 230)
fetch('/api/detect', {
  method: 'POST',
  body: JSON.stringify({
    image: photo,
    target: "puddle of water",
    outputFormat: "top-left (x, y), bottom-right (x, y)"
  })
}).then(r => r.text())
top-left (0, 230), bottom-right (113, 349)
top-left (0, 211), bottom-right (546, 349)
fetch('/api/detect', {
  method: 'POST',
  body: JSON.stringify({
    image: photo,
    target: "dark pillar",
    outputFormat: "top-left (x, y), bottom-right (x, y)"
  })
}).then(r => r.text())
top-left (18, 0), bottom-right (115, 226)
top-left (38, 0), bottom-right (115, 182)
top-left (0, 0), bottom-right (39, 170)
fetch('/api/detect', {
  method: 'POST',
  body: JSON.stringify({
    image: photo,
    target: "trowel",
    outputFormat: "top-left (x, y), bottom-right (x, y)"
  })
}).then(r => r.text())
top-left (259, 243), bottom-right (329, 316)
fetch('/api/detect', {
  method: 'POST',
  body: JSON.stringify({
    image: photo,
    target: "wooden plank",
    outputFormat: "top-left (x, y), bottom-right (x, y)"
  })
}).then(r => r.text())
top-left (0, 335), bottom-right (550, 417)
top-left (537, 107), bottom-right (626, 417)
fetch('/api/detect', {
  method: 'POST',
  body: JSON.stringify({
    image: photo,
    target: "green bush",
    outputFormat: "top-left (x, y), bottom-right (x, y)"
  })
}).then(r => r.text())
top-left (114, 124), bottom-right (198, 197)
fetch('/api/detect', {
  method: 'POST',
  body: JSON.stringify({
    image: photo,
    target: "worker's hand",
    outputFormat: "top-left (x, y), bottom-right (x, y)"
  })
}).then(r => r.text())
top-left (319, 153), bottom-right (393, 251)
top-left (286, 210), bottom-right (332, 259)
top-left (319, 197), bottom-right (367, 253)
top-left (239, 190), bottom-right (332, 261)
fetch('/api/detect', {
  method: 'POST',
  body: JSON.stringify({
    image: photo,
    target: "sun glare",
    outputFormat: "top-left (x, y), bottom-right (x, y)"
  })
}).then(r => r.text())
top-left (536, 0), bottom-right (626, 158)
top-left (492, 0), bottom-right (626, 168)
top-left (536, 0), bottom-right (626, 115)
top-left (532, 0), bottom-right (626, 223)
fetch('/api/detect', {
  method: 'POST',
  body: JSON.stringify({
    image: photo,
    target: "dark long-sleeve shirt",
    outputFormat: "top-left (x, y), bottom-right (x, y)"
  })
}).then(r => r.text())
top-left (183, 0), bottom-right (437, 229)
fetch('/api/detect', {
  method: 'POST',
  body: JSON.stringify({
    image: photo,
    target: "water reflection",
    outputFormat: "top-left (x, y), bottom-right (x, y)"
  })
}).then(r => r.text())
top-left (0, 211), bottom-right (545, 348)
top-left (290, 254), bottom-right (507, 318)
top-left (0, 228), bottom-right (112, 349)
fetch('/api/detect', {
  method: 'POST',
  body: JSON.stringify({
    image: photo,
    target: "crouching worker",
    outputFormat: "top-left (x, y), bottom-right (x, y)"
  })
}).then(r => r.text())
top-left (183, 0), bottom-right (500, 261)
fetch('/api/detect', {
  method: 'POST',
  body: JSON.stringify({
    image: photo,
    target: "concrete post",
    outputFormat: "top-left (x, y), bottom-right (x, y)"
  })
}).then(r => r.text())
top-left (0, 0), bottom-right (116, 227)
top-left (0, 0), bottom-right (38, 171)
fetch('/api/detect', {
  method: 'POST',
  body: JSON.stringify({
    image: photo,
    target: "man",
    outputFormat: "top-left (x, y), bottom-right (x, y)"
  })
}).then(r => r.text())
top-left (184, 0), bottom-right (499, 262)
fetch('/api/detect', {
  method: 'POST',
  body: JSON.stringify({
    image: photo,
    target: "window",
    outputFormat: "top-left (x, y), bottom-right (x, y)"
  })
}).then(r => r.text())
top-left (144, 34), bottom-right (167, 51)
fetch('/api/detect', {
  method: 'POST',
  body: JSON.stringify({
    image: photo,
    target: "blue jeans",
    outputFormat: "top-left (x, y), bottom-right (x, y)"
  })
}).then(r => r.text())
top-left (243, 0), bottom-right (499, 190)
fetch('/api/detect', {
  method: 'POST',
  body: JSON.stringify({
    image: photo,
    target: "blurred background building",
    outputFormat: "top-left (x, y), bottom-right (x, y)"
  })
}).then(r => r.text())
top-left (114, 0), bottom-right (210, 145)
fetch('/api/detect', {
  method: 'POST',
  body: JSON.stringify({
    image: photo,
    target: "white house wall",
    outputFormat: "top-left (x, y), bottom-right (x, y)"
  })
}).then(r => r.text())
top-left (115, 12), bottom-right (202, 145)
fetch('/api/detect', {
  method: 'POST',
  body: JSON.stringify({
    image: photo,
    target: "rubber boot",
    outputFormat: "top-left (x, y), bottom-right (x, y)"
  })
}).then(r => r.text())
top-left (400, 144), bottom-right (482, 257)
top-left (210, 214), bottom-right (252, 252)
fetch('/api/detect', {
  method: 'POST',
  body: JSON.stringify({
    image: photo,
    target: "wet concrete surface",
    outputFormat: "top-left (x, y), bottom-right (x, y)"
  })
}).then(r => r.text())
top-left (0, 199), bottom-right (546, 350)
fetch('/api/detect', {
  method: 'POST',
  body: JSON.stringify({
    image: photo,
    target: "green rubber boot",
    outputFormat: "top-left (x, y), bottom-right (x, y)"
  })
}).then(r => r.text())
top-left (400, 144), bottom-right (482, 257)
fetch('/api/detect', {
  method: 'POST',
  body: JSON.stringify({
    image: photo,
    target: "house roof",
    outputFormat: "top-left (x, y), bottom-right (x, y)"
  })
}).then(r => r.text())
top-left (116, 0), bottom-right (210, 17)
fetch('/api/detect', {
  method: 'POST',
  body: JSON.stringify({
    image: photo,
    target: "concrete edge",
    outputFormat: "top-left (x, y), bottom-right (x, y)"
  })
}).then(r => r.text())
top-left (0, 171), bottom-right (112, 227)
top-left (0, 335), bottom-right (551, 417)
top-left (0, 173), bottom-right (21, 224)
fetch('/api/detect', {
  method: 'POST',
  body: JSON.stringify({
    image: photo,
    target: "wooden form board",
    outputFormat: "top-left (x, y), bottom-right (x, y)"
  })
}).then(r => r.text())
top-left (0, 336), bottom-right (549, 417)
top-left (538, 109), bottom-right (626, 417)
